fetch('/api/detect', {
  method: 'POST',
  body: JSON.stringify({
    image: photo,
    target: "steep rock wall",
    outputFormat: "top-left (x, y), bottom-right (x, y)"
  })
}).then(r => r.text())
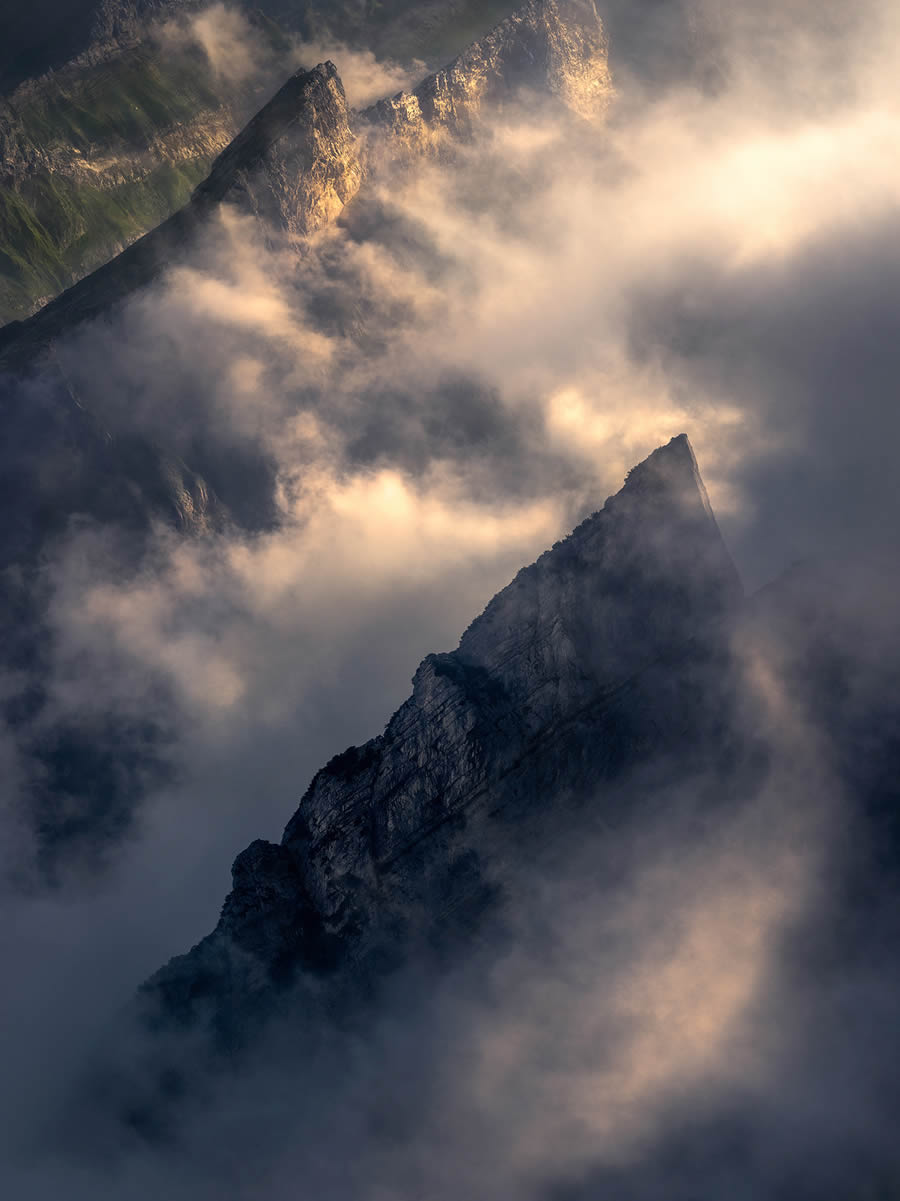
top-left (142, 436), bottom-right (743, 1046)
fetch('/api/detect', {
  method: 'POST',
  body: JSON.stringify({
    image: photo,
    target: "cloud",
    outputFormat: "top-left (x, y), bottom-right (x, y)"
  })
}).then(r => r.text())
top-left (3, 0), bottom-right (900, 1195)
top-left (294, 38), bottom-right (426, 108)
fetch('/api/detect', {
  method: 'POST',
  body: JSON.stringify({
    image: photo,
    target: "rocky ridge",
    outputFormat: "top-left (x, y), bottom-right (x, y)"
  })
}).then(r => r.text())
top-left (0, 1), bottom-right (729, 324)
top-left (192, 61), bottom-right (362, 236)
top-left (364, 0), bottom-right (612, 156)
top-left (0, 0), bottom-right (611, 369)
top-left (0, 1), bottom-right (520, 323)
top-left (141, 435), bottom-right (743, 1046)
top-left (0, 62), bottom-right (359, 371)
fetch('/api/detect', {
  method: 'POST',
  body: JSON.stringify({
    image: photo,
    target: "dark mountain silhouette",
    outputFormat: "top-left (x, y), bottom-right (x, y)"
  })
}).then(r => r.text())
top-left (78, 434), bottom-right (897, 1156)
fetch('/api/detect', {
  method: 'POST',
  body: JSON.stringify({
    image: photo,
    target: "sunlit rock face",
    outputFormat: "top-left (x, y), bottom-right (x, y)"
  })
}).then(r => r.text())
top-left (1, 1), bottom-right (612, 368)
top-left (365, 0), bottom-right (613, 156)
top-left (142, 436), bottom-right (743, 1046)
top-left (193, 61), bottom-right (362, 237)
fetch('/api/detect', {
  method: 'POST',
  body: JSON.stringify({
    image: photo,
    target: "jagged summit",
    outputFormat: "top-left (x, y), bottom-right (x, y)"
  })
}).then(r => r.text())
top-left (365, 0), bottom-right (612, 151)
top-left (0, 61), bottom-right (358, 370)
top-left (193, 61), bottom-right (362, 235)
top-left (0, 0), bottom-right (612, 370)
top-left (457, 434), bottom-right (738, 681)
top-left (140, 436), bottom-right (742, 1055)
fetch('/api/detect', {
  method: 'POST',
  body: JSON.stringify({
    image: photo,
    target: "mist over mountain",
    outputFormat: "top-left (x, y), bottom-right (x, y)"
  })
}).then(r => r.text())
top-left (0, 0), bottom-right (614, 872)
top-left (0, 0), bottom-right (497, 324)
top-left (1, 0), bottom-right (900, 1198)
top-left (25, 439), bottom-right (900, 1198)
top-left (0, 0), bottom-right (760, 326)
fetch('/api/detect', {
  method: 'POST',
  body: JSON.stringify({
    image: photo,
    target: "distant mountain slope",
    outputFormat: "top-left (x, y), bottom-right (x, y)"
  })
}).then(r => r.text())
top-left (0, 61), bottom-right (361, 373)
top-left (0, 4), bottom-right (293, 324)
top-left (0, 1), bottom-right (518, 324)
top-left (0, 0), bottom-right (612, 373)
top-left (0, 0), bottom-right (612, 880)
top-left (0, 0), bottom-right (731, 328)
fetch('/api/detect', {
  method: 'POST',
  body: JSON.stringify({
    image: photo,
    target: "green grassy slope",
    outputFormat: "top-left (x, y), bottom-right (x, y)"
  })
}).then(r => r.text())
top-left (0, 159), bottom-right (213, 321)
top-left (12, 47), bottom-right (223, 151)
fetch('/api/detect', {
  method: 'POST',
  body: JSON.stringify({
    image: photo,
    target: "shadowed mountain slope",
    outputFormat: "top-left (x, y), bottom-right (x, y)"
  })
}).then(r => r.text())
top-left (94, 436), bottom-right (900, 1163)
top-left (140, 436), bottom-right (743, 1046)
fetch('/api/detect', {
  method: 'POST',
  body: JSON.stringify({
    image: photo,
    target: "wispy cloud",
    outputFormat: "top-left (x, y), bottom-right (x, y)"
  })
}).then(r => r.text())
top-left (2, 0), bottom-right (900, 1195)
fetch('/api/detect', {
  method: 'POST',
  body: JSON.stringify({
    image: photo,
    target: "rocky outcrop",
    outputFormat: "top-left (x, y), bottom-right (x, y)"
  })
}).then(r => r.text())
top-left (141, 436), bottom-right (743, 1044)
top-left (193, 61), bottom-right (362, 236)
top-left (365, 0), bottom-right (612, 156)
top-left (0, 63), bottom-right (358, 371)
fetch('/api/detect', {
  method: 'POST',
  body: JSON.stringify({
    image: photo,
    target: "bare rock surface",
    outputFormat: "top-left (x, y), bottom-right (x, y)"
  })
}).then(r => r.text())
top-left (193, 61), bottom-right (362, 236)
top-left (141, 436), bottom-right (743, 1045)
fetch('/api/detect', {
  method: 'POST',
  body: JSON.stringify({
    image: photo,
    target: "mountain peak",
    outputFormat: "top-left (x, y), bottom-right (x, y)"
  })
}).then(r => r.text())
top-left (365, 0), bottom-right (612, 151)
top-left (620, 432), bottom-right (710, 504)
top-left (192, 60), bottom-right (362, 236)
top-left (457, 433), bottom-right (739, 677)
top-left (138, 438), bottom-right (742, 1063)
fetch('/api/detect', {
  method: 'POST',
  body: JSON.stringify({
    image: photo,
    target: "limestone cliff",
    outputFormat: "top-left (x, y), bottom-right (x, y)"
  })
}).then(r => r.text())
top-left (141, 436), bottom-right (743, 1044)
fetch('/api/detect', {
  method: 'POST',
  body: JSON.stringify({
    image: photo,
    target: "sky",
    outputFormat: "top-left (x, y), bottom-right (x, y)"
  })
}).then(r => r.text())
top-left (2, 0), bottom-right (900, 1197)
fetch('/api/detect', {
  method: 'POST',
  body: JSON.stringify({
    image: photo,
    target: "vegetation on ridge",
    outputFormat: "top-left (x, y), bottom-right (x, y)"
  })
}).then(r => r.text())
top-left (0, 30), bottom-right (282, 324)
top-left (0, 0), bottom-right (520, 326)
